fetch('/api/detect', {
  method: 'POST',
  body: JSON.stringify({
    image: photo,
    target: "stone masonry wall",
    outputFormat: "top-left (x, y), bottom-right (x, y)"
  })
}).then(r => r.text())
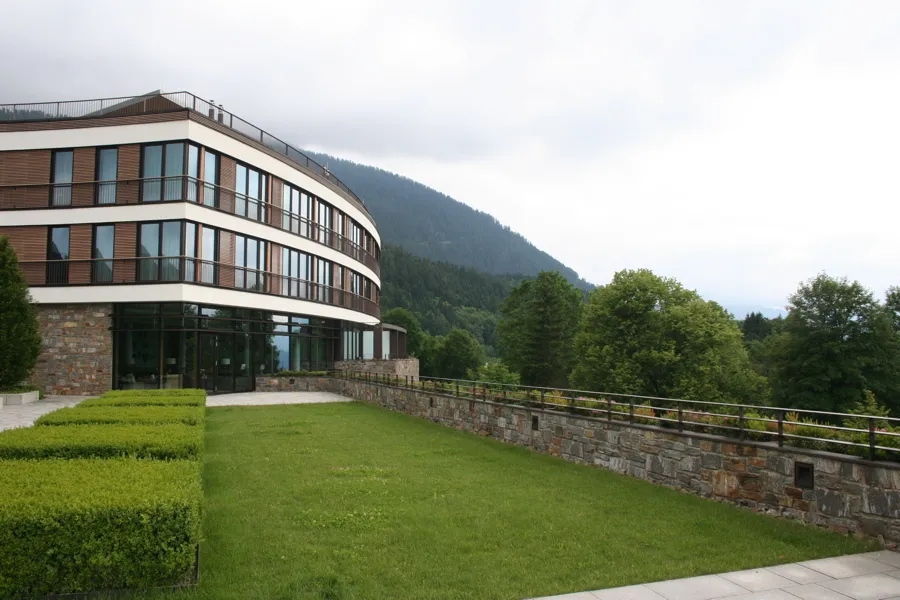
top-left (328, 378), bottom-right (900, 543)
top-left (31, 304), bottom-right (113, 396)
top-left (255, 376), bottom-right (332, 392)
top-left (334, 358), bottom-right (419, 379)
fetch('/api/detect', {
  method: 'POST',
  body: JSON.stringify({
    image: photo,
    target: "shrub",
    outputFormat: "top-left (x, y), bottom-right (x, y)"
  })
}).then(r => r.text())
top-left (0, 424), bottom-right (202, 460)
top-left (35, 406), bottom-right (204, 427)
top-left (80, 395), bottom-right (205, 408)
top-left (0, 458), bottom-right (200, 597)
top-left (0, 236), bottom-right (41, 391)
top-left (102, 388), bottom-right (206, 398)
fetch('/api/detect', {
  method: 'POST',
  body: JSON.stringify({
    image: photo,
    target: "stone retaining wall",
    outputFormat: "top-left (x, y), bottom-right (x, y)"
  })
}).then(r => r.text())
top-left (31, 304), bottom-right (113, 396)
top-left (334, 358), bottom-right (419, 379)
top-left (255, 376), bottom-right (331, 392)
top-left (330, 378), bottom-right (900, 543)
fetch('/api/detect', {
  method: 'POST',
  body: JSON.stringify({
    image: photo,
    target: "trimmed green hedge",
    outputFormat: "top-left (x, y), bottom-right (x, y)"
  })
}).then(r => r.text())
top-left (0, 458), bottom-right (200, 597)
top-left (0, 424), bottom-right (202, 460)
top-left (102, 388), bottom-right (206, 398)
top-left (35, 406), bottom-right (204, 427)
top-left (79, 395), bottom-right (205, 408)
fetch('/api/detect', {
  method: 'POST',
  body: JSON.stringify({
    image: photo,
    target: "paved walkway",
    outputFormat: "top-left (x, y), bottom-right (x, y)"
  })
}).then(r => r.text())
top-left (0, 396), bottom-right (90, 431)
top-left (206, 391), bottom-right (351, 407)
top-left (533, 551), bottom-right (900, 600)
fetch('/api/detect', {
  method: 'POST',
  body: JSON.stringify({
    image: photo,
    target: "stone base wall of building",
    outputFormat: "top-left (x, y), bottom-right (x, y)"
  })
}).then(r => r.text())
top-left (31, 304), bottom-right (113, 396)
top-left (334, 358), bottom-right (419, 380)
top-left (329, 378), bottom-right (900, 543)
top-left (255, 376), bottom-right (332, 392)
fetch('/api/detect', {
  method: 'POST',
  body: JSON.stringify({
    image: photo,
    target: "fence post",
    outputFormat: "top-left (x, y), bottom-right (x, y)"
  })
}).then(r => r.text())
top-left (738, 406), bottom-right (745, 441)
top-left (629, 398), bottom-right (634, 424)
top-left (777, 410), bottom-right (784, 447)
top-left (455, 380), bottom-right (459, 397)
top-left (678, 405), bottom-right (683, 432)
top-left (607, 398), bottom-right (612, 422)
top-left (502, 386), bottom-right (507, 403)
top-left (870, 417), bottom-right (877, 461)
top-left (482, 383), bottom-right (487, 402)
top-left (540, 389), bottom-right (545, 410)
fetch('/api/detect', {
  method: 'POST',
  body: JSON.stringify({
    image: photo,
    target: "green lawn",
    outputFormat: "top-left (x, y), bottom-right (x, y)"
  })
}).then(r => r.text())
top-left (154, 402), bottom-right (870, 600)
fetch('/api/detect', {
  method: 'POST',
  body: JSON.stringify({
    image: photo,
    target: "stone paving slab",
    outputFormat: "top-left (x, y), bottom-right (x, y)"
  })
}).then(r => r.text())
top-left (530, 551), bottom-right (900, 600)
top-left (205, 391), bottom-right (351, 407)
top-left (0, 396), bottom-right (90, 431)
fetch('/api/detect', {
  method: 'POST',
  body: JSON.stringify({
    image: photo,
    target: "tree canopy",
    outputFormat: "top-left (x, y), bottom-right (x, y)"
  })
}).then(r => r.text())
top-left (570, 269), bottom-right (767, 403)
top-left (434, 329), bottom-right (486, 380)
top-left (769, 274), bottom-right (900, 413)
top-left (0, 236), bottom-right (41, 390)
top-left (497, 271), bottom-right (582, 387)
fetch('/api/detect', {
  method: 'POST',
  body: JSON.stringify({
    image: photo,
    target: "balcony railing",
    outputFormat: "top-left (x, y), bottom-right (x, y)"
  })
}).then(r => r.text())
top-left (0, 177), bottom-right (380, 276)
top-left (19, 257), bottom-right (380, 319)
top-left (340, 372), bottom-right (900, 462)
top-left (0, 91), bottom-right (370, 218)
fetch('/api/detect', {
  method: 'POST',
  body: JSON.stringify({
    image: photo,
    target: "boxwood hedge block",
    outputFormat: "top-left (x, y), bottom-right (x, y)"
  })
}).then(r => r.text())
top-left (35, 406), bottom-right (204, 427)
top-left (102, 389), bottom-right (206, 398)
top-left (0, 458), bottom-right (201, 597)
top-left (0, 424), bottom-right (203, 460)
top-left (79, 395), bottom-right (206, 408)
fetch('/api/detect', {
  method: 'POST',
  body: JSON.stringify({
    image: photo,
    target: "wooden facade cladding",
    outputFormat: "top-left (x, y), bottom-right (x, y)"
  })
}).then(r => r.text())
top-left (117, 145), bottom-right (140, 204)
top-left (72, 148), bottom-right (95, 207)
top-left (0, 111), bottom-right (189, 133)
top-left (219, 156), bottom-right (236, 213)
top-left (113, 222), bottom-right (137, 283)
top-left (0, 225), bottom-right (47, 285)
top-left (219, 230), bottom-right (235, 287)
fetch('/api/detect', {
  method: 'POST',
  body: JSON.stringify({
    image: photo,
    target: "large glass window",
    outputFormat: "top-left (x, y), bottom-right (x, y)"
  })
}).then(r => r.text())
top-left (96, 147), bottom-right (118, 205)
top-left (317, 202), bottom-right (332, 245)
top-left (51, 150), bottom-right (73, 206)
top-left (201, 227), bottom-right (218, 284)
top-left (92, 225), bottom-right (115, 283)
top-left (235, 235), bottom-right (266, 291)
top-left (184, 223), bottom-right (196, 282)
top-left (202, 150), bottom-right (218, 207)
top-left (235, 164), bottom-right (267, 222)
top-left (316, 258), bottom-right (332, 303)
top-left (142, 142), bottom-right (196, 202)
top-left (47, 226), bottom-right (70, 284)
top-left (138, 221), bottom-right (182, 281)
top-left (349, 221), bottom-right (362, 261)
top-left (281, 248), bottom-right (310, 298)
top-left (116, 329), bottom-right (160, 390)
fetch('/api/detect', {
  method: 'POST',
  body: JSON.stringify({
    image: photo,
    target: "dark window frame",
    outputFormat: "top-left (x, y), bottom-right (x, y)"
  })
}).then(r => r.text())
top-left (46, 225), bottom-right (70, 284)
top-left (234, 161), bottom-right (269, 222)
top-left (139, 140), bottom-right (201, 203)
top-left (91, 222), bottom-right (116, 284)
top-left (94, 146), bottom-right (119, 205)
top-left (49, 148), bottom-right (74, 207)
top-left (136, 219), bottom-right (190, 282)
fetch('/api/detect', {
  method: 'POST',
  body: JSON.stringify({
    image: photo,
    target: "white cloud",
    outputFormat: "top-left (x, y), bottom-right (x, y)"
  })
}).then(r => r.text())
top-left (1, 0), bottom-right (899, 309)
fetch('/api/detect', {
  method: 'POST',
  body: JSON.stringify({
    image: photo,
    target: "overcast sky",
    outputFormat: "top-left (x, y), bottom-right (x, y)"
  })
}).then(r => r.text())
top-left (2, 0), bottom-right (899, 313)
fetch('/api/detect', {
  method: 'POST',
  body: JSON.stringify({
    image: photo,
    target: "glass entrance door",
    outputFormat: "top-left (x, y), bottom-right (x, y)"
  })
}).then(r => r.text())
top-left (198, 333), bottom-right (218, 394)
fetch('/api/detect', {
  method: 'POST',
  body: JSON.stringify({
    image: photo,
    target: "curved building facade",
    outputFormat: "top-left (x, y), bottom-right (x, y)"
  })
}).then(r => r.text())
top-left (0, 91), bottom-right (395, 394)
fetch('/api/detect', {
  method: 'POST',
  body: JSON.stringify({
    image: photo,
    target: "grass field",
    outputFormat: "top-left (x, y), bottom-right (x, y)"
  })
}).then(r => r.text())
top-left (152, 402), bottom-right (870, 600)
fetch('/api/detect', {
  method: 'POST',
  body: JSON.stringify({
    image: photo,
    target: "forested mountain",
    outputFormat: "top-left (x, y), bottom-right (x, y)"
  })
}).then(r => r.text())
top-left (306, 152), bottom-right (592, 290)
top-left (379, 245), bottom-right (523, 352)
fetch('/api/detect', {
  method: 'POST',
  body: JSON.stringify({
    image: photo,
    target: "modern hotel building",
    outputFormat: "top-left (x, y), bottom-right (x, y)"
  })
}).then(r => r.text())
top-left (0, 91), bottom-right (404, 395)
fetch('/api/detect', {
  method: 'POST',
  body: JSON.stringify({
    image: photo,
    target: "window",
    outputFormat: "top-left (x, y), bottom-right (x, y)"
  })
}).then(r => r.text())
top-left (92, 225), bottom-right (115, 283)
top-left (96, 148), bottom-right (118, 204)
top-left (235, 235), bottom-right (266, 291)
top-left (235, 164), bottom-right (267, 222)
top-left (47, 226), bottom-right (70, 284)
top-left (281, 248), bottom-right (310, 298)
top-left (141, 142), bottom-right (199, 202)
top-left (316, 258), bottom-right (332, 303)
top-left (202, 150), bottom-right (218, 207)
top-left (201, 227), bottom-right (218, 284)
top-left (317, 202), bottom-right (332, 245)
top-left (349, 221), bottom-right (362, 261)
top-left (184, 223), bottom-right (196, 282)
top-left (138, 221), bottom-right (182, 281)
top-left (51, 150), bottom-right (73, 206)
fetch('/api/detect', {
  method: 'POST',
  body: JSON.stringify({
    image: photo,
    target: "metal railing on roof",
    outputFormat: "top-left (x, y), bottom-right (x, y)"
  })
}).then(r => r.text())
top-left (0, 90), bottom-right (369, 216)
